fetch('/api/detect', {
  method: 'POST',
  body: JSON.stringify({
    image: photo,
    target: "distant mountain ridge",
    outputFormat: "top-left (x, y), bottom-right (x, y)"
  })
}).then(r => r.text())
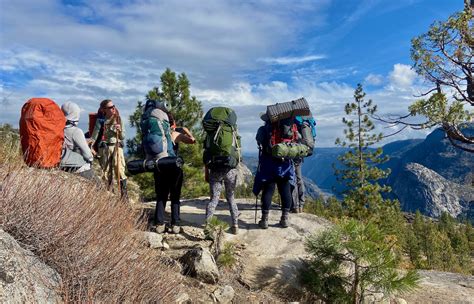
top-left (302, 125), bottom-right (473, 220)
top-left (392, 163), bottom-right (473, 218)
top-left (381, 128), bottom-right (472, 187)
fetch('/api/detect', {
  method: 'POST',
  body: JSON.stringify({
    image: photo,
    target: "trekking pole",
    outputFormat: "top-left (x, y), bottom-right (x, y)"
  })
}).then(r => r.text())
top-left (254, 195), bottom-right (258, 224)
top-left (255, 146), bottom-right (263, 224)
top-left (115, 127), bottom-right (121, 195)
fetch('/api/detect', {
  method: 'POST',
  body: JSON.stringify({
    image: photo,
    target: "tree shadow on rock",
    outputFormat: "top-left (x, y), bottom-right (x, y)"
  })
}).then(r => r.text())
top-left (253, 259), bottom-right (307, 302)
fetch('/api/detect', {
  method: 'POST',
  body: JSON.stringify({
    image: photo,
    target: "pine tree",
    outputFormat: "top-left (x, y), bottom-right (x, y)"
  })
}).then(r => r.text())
top-left (438, 232), bottom-right (457, 272)
top-left (303, 219), bottom-right (419, 303)
top-left (156, 69), bottom-right (202, 128)
top-left (437, 212), bottom-right (472, 273)
top-left (126, 101), bottom-right (146, 159)
top-left (408, 0), bottom-right (474, 151)
top-left (326, 196), bottom-right (344, 219)
top-left (334, 84), bottom-right (398, 223)
top-left (405, 227), bottom-right (423, 268)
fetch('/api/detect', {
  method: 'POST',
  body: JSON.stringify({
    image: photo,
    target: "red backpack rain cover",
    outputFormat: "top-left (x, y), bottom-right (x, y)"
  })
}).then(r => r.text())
top-left (19, 98), bottom-right (66, 168)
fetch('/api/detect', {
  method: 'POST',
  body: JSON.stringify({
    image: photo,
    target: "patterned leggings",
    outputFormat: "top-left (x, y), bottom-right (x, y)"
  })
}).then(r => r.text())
top-left (206, 168), bottom-right (239, 225)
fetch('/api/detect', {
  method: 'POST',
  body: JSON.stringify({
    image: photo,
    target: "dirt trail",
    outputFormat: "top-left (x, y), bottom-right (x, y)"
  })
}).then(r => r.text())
top-left (139, 198), bottom-right (329, 301)
top-left (139, 198), bottom-right (474, 303)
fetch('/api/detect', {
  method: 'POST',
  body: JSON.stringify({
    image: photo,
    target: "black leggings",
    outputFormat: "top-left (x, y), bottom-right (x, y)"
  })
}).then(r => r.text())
top-left (153, 166), bottom-right (183, 225)
top-left (261, 177), bottom-right (292, 214)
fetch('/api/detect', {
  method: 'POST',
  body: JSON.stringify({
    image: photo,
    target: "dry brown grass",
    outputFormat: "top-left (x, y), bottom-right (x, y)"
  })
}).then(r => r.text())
top-left (0, 135), bottom-right (182, 303)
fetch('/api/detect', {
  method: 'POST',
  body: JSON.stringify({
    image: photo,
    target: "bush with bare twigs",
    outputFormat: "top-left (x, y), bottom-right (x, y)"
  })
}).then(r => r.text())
top-left (0, 132), bottom-right (182, 302)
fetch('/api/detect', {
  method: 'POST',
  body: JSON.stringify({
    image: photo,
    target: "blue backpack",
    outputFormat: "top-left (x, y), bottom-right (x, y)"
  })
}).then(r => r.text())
top-left (140, 100), bottom-right (175, 160)
top-left (295, 115), bottom-right (316, 155)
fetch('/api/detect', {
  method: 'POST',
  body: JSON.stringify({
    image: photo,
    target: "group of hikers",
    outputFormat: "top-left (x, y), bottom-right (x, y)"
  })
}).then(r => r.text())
top-left (62, 99), bottom-right (128, 197)
top-left (19, 97), bottom-right (316, 236)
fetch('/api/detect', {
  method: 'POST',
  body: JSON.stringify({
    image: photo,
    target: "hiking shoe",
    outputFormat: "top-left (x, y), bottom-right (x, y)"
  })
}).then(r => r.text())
top-left (169, 225), bottom-right (181, 234)
top-left (258, 219), bottom-right (268, 229)
top-left (290, 208), bottom-right (299, 214)
top-left (280, 213), bottom-right (289, 228)
top-left (155, 224), bottom-right (166, 234)
top-left (298, 207), bottom-right (304, 213)
top-left (258, 213), bottom-right (269, 229)
top-left (230, 225), bottom-right (239, 235)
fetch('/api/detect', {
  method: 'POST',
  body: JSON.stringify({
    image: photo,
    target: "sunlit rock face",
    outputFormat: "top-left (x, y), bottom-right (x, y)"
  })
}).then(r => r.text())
top-left (392, 162), bottom-right (474, 219)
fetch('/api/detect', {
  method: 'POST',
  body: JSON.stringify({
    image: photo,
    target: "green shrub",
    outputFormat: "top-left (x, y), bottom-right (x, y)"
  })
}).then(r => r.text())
top-left (217, 242), bottom-right (237, 268)
top-left (303, 219), bottom-right (419, 303)
top-left (204, 216), bottom-right (229, 257)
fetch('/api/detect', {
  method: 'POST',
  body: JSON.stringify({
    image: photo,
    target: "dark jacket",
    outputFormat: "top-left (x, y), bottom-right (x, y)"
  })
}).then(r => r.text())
top-left (252, 124), bottom-right (295, 195)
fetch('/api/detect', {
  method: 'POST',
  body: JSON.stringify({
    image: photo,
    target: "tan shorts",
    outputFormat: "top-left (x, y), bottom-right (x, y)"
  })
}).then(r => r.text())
top-left (98, 145), bottom-right (126, 184)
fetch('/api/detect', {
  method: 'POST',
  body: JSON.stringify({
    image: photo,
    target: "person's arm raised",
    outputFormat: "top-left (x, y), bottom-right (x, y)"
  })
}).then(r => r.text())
top-left (173, 127), bottom-right (196, 144)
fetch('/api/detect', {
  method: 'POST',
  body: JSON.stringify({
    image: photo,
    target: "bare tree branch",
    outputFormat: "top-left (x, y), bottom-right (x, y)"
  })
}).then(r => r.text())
top-left (447, 134), bottom-right (474, 152)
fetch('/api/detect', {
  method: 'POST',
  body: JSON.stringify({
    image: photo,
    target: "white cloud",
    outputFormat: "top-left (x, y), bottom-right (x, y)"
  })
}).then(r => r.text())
top-left (259, 55), bottom-right (326, 65)
top-left (0, 45), bottom-right (433, 155)
top-left (364, 73), bottom-right (384, 86)
top-left (0, 1), bottom-right (436, 154)
top-left (389, 63), bottom-right (418, 89)
top-left (196, 76), bottom-right (432, 152)
top-left (0, 0), bottom-right (330, 88)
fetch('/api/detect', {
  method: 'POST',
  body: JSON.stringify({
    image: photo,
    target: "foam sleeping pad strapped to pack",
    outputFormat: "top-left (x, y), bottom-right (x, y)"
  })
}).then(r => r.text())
top-left (19, 98), bottom-right (66, 168)
top-left (126, 156), bottom-right (183, 175)
top-left (271, 142), bottom-right (310, 158)
top-left (266, 97), bottom-right (310, 123)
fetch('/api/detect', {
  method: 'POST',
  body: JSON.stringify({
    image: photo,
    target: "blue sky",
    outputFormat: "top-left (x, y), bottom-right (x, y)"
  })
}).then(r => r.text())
top-left (0, 0), bottom-right (465, 152)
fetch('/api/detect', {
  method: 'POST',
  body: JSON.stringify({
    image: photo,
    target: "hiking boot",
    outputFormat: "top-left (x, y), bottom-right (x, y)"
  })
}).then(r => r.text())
top-left (155, 224), bottom-right (166, 234)
top-left (169, 225), bottom-right (181, 234)
top-left (230, 225), bottom-right (239, 235)
top-left (280, 212), bottom-right (289, 228)
top-left (291, 208), bottom-right (300, 214)
top-left (120, 179), bottom-right (128, 200)
top-left (298, 207), bottom-right (304, 213)
top-left (258, 213), bottom-right (269, 229)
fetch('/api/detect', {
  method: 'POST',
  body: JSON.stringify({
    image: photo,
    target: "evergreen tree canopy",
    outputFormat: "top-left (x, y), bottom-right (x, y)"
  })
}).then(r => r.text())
top-left (405, 211), bottom-right (473, 274)
top-left (303, 219), bottom-right (419, 303)
top-left (377, 1), bottom-right (473, 152)
top-left (149, 68), bottom-right (203, 129)
top-left (334, 84), bottom-right (396, 221)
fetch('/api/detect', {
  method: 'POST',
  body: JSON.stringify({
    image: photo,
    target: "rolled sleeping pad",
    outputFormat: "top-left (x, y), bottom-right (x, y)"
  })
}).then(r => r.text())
top-left (266, 97), bottom-right (310, 123)
top-left (126, 156), bottom-right (183, 175)
top-left (271, 142), bottom-right (310, 159)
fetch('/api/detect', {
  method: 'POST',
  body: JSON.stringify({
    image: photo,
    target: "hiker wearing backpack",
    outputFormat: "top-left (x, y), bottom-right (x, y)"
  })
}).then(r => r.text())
top-left (290, 157), bottom-right (304, 213)
top-left (291, 114), bottom-right (317, 213)
top-left (59, 102), bottom-right (95, 179)
top-left (253, 113), bottom-right (296, 229)
top-left (141, 100), bottom-right (189, 234)
top-left (167, 112), bottom-right (196, 233)
top-left (253, 98), bottom-right (313, 228)
top-left (90, 99), bottom-right (127, 198)
top-left (202, 107), bottom-right (242, 235)
top-left (19, 98), bottom-right (66, 168)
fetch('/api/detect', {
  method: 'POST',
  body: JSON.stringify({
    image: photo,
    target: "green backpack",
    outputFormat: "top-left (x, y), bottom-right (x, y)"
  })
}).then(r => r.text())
top-left (202, 107), bottom-right (241, 169)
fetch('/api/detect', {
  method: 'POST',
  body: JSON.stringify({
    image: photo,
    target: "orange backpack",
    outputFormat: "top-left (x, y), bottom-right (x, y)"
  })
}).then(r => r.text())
top-left (19, 98), bottom-right (66, 168)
